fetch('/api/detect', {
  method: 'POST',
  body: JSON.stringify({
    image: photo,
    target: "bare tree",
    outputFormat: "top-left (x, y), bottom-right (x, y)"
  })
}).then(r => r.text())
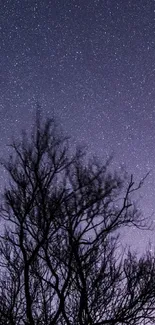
top-left (0, 115), bottom-right (155, 325)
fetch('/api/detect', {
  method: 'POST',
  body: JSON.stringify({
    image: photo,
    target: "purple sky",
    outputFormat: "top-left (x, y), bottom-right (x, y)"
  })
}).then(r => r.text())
top-left (1, 0), bottom-right (155, 253)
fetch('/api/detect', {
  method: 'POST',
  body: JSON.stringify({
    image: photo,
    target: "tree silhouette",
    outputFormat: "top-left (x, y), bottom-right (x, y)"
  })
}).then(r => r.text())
top-left (0, 115), bottom-right (155, 324)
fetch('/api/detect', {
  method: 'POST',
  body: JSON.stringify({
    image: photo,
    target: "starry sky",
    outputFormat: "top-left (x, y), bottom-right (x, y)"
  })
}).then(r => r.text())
top-left (1, 0), bottom-right (155, 253)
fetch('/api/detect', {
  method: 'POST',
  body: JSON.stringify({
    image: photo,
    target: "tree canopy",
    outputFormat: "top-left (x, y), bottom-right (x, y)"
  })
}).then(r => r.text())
top-left (0, 115), bottom-right (154, 325)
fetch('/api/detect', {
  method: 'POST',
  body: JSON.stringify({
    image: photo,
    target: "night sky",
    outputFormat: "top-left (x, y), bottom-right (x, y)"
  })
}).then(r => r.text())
top-left (1, 0), bottom-right (155, 253)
